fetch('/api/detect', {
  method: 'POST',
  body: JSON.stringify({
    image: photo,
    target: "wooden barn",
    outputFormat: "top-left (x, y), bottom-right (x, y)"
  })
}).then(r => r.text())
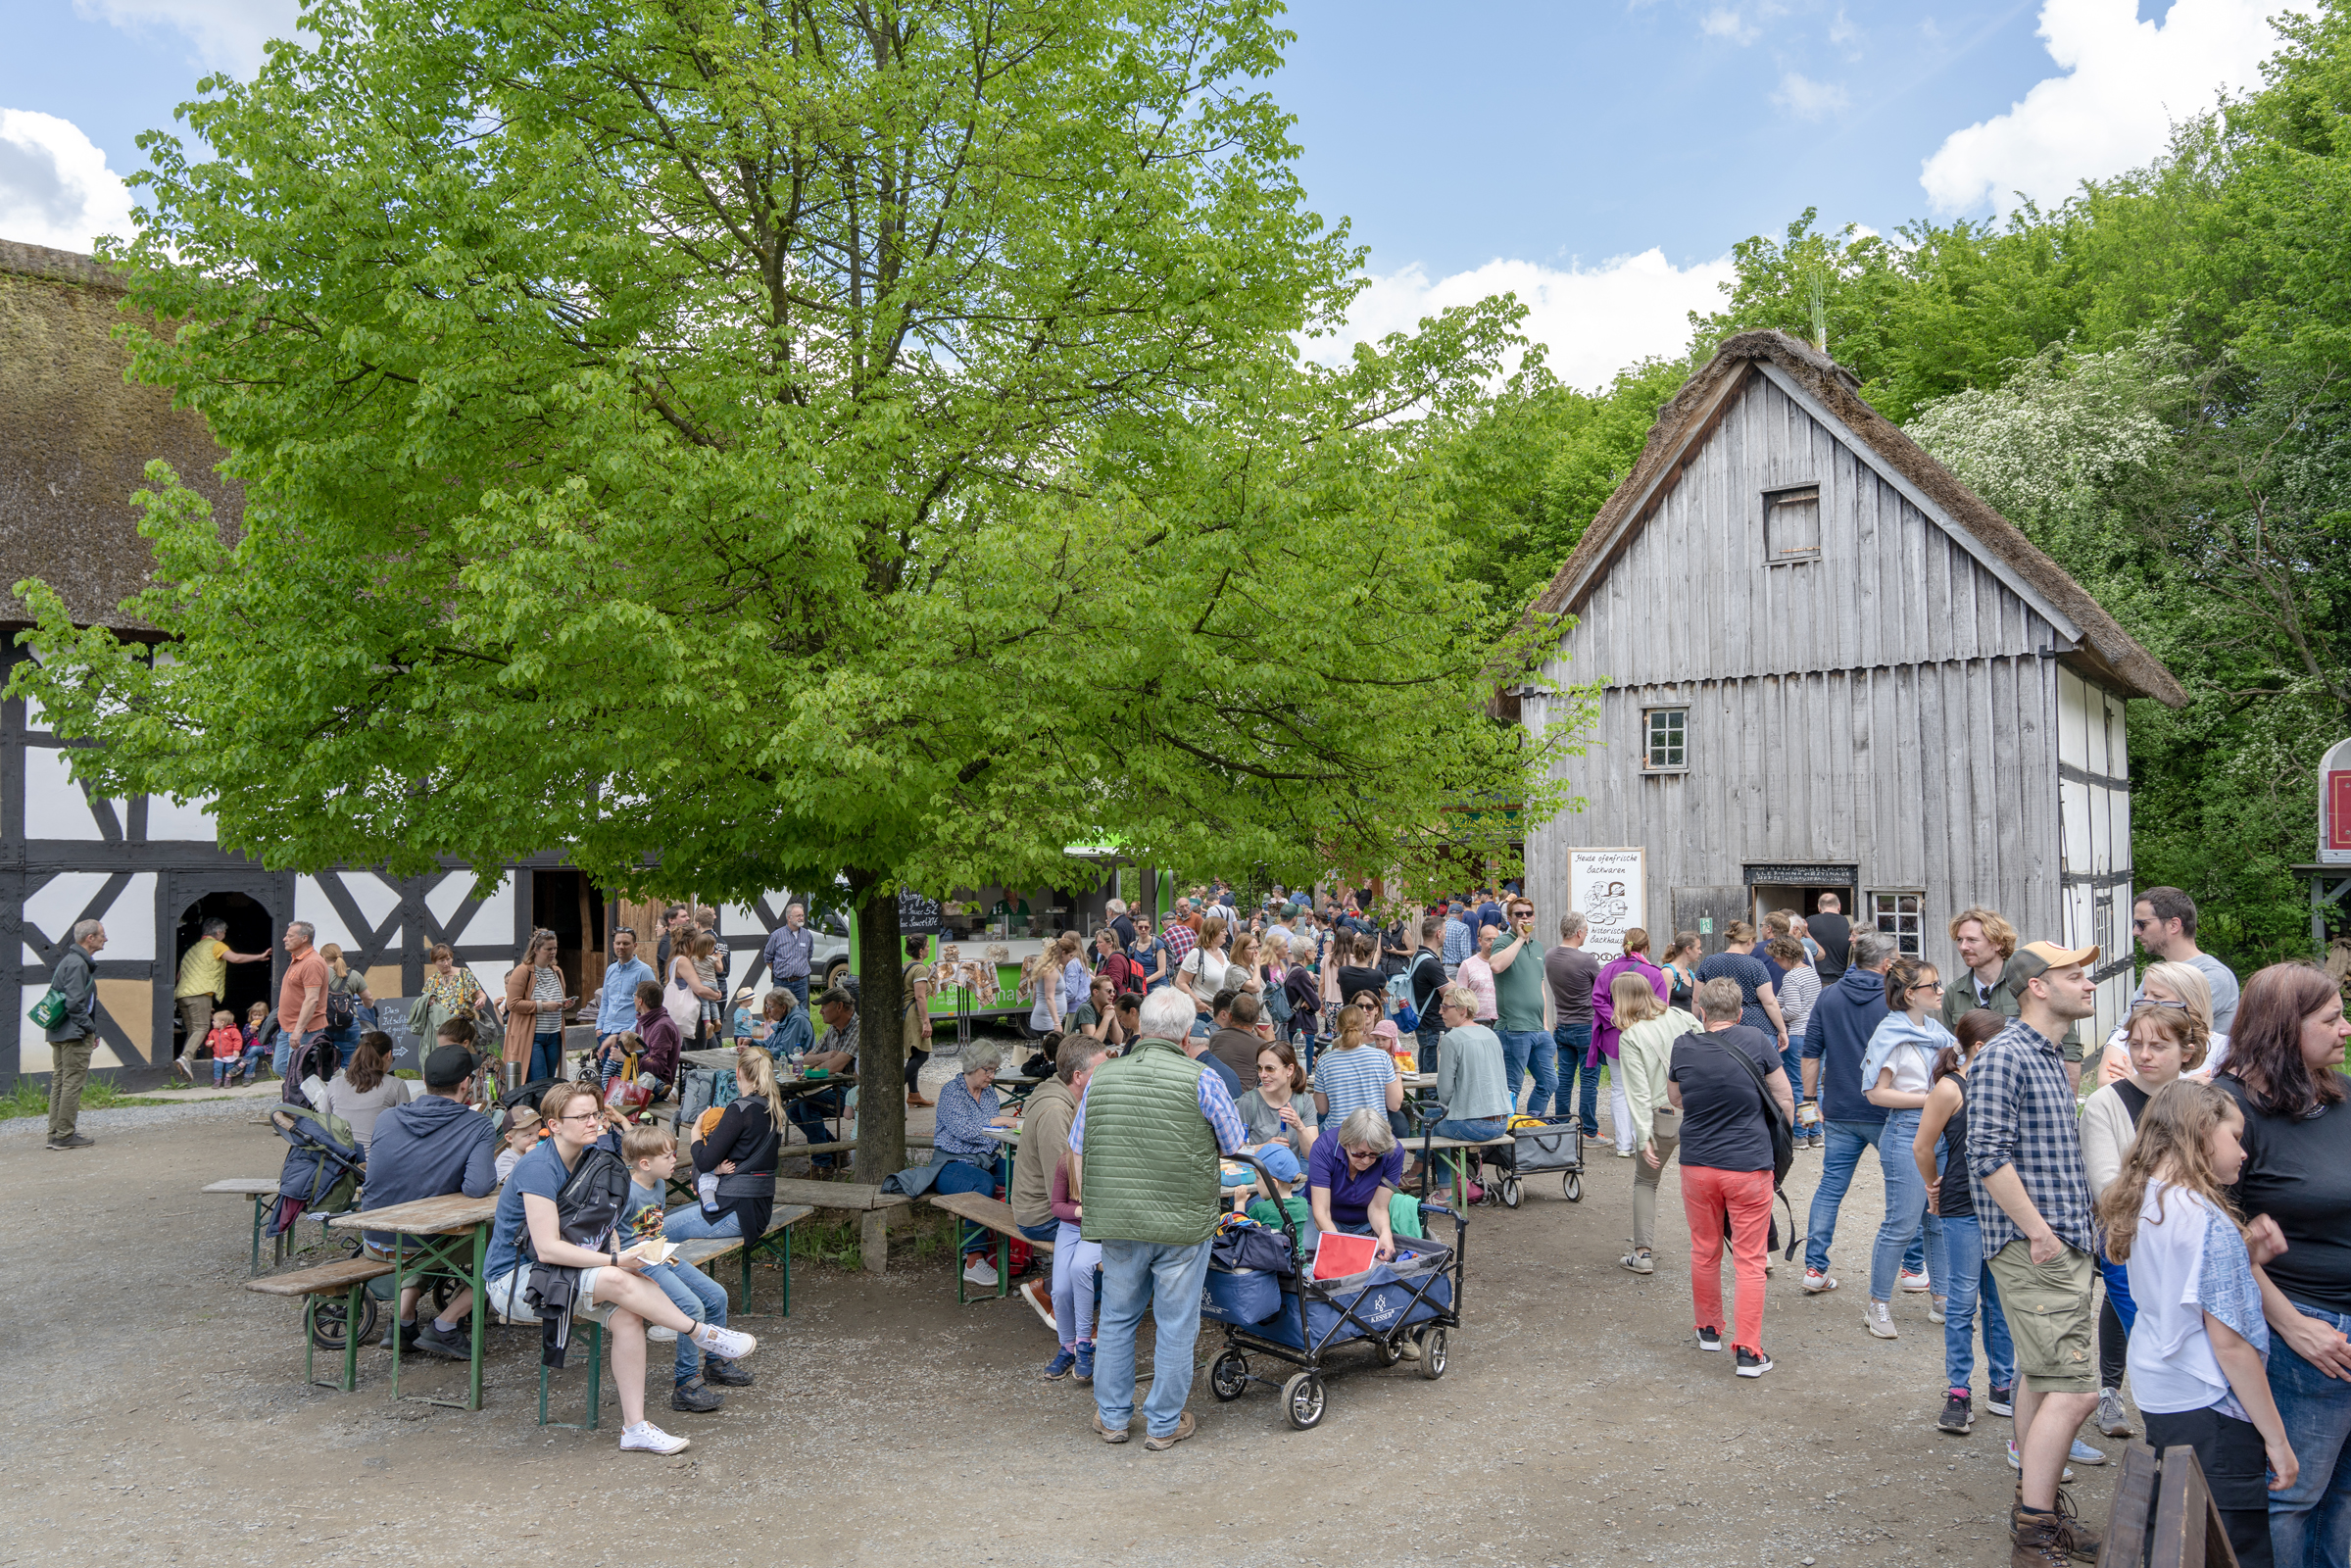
top-left (0, 239), bottom-right (795, 1088)
top-left (1517, 329), bottom-right (2186, 1044)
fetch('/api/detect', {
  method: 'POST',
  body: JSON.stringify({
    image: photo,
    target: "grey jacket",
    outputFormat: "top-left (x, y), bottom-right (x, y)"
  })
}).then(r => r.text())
top-left (45, 946), bottom-right (97, 1044)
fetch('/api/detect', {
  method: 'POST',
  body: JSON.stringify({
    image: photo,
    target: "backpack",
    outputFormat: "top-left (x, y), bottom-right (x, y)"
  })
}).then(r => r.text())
top-left (326, 980), bottom-right (357, 1029)
top-left (1699, 1030), bottom-right (1799, 1257)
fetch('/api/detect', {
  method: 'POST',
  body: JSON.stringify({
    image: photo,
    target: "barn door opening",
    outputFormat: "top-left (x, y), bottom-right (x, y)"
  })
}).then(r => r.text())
top-left (171, 891), bottom-right (275, 1059)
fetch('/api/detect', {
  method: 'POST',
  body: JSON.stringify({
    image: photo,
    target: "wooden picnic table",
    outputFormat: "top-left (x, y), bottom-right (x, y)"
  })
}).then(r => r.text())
top-left (327, 1193), bottom-right (499, 1411)
top-left (204, 1178), bottom-right (286, 1275)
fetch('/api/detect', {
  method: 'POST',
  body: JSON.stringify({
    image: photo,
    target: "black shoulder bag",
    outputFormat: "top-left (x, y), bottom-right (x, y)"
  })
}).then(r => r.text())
top-left (524, 1144), bottom-right (631, 1368)
top-left (1705, 1032), bottom-right (1800, 1260)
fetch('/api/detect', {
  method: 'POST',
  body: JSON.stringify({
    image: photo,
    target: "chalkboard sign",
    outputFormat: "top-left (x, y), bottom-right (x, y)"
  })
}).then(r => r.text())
top-left (898, 891), bottom-right (942, 934)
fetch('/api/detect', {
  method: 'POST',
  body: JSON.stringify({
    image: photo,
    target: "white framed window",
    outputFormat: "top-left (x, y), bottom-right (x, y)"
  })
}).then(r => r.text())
top-left (1871, 890), bottom-right (1924, 956)
top-left (1764, 484), bottom-right (1821, 563)
top-left (1642, 707), bottom-right (1688, 772)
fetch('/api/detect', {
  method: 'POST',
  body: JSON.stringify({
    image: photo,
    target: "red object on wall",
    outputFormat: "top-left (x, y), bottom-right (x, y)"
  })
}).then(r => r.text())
top-left (2331, 772), bottom-right (2351, 852)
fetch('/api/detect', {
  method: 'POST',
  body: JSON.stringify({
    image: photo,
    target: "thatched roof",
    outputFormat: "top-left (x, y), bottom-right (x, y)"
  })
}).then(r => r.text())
top-left (1526, 329), bottom-right (2187, 708)
top-left (0, 238), bottom-right (239, 637)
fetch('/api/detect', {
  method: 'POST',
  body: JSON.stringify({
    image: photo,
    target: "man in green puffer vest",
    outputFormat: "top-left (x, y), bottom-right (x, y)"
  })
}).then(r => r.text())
top-left (1069, 988), bottom-right (1249, 1450)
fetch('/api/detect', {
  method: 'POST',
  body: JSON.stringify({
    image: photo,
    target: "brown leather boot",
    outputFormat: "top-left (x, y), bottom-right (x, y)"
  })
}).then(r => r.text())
top-left (2009, 1496), bottom-right (2099, 1566)
top-left (2050, 1490), bottom-right (2101, 1562)
top-left (2009, 1506), bottom-right (2068, 1568)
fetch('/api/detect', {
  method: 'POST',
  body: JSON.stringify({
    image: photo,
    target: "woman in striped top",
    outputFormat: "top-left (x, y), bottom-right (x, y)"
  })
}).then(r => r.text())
top-left (1311, 1003), bottom-right (1404, 1142)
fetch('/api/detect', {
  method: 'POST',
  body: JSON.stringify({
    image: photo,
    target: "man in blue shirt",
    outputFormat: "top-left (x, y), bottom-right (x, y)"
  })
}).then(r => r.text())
top-left (758, 903), bottom-right (817, 1008)
top-left (1441, 902), bottom-right (1474, 978)
top-left (595, 926), bottom-right (658, 1050)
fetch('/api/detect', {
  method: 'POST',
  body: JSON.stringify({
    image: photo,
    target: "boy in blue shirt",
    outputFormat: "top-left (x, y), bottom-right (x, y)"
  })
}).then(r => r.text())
top-left (620, 1124), bottom-right (753, 1413)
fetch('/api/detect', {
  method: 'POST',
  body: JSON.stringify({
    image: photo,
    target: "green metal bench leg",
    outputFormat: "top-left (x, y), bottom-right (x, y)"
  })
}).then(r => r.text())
top-left (997, 1229), bottom-right (1009, 1299)
top-left (341, 1282), bottom-right (363, 1391)
top-left (538, 1320), bottom-right (604, 1430)
top-left (250, 1195), bottom-right (267, 1276)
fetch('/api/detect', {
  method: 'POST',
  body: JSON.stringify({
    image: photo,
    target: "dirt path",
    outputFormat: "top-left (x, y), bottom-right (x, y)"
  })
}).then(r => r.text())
top-left (2, 1115), bottom-right (2118, 1566)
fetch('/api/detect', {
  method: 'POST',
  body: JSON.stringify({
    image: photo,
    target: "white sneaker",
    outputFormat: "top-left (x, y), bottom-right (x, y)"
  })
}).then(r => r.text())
top-left (2008, 1438), bottom-right (2075, 1485)
top-left (963, 1255), bottom-right (1001, 1289)
top-left (1864, 1299), bottom-right (1899, 1339)
top-left (1802, 1269), bottom-right (1838, 1295)
top-left (646, 1323), bottom-right (678, 1343)
top-left (1898, 1267), bottom-right (1933, 1293)
top-left (620, 1421), bottom-right (691, 1455)
top-left (691, 1323), bottom-right (759, 1360)
top-left (1929, 1294), bottom-right (1947, 1324)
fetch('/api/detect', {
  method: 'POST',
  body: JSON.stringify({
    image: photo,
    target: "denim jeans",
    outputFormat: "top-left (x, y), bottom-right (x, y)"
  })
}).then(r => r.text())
top-left (1053, 1220), bottom-right (1104, 1349)
top-left (1095, 1236), bottom-right (1214, 1439)
top-left (1780, 1035), bottom-right (1811, 1120)
top-left (1552, 1021), bottom-right (1598, 1135)
top-left (277, 1027), bottom-right (326, 1081)
top-left (774, 976), bottom-right (809, 1009)
top-left (2267, 1299), bottom-right (2351, 1567)
top-left (1871, 1108), bottom-right (1938, 1300)
top-left (1805, 1119), bottom-right (1926, 1278)
top-left (661, 1206), bottom-right (744, 1241)
top-left (646, 1257), bottom-right (727, 1383)
top-left (1498, 1029), bottom-right (1556, 1118)
top-left (1938, 1212), bottom-right (2016, 1394)
top-left (787, 1087), bottom-right (846, 1157)
top-left (932, 1156), bottom-right (998, 1257)
top-left (1416, 1020), bottom-right (1442, 1079)
top-left (1430, 1114), bottom-right (1506, 1186)
top-left (529, 1030), bottom-right (564, 1083)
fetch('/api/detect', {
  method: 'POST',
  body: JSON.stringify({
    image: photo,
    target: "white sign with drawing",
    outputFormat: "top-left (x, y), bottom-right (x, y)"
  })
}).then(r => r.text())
top-left (1567, 848), bottom-right (1645, 962)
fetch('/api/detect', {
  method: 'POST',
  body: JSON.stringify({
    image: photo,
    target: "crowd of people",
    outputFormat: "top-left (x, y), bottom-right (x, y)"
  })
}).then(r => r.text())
top-left (36, 875), bottom-right (2351, 1556)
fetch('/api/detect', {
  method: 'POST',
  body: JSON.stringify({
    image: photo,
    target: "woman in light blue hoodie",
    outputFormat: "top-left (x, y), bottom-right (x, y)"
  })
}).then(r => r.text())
top-left (1859, 956), bottom-right (1957, 1340)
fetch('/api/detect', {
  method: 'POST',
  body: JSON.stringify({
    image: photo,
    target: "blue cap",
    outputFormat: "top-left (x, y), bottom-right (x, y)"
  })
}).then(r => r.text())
top-left (1254, 1142), bottom-right (1303, 1185)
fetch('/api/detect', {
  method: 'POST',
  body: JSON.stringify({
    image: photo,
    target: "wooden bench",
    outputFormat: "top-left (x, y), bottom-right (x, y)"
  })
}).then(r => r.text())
top-left (928, 1191), bottom-right (1051, 1304)
top-left (206, 1178), bottom-right (286, 1275)
top-left (770, 1177), bottom-right (912, 1276)
top-left (669, 1204), bottom-right (815, 1316)
top-left (246, 1255), bottom-right (395, 1391)
top-left (2105, 1442), bottom-right (2240, 1568)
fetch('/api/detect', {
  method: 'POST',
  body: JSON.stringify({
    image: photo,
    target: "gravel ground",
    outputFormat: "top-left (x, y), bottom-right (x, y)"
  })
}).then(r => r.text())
top-left (2, 1078), bottom-right (2128, 1567)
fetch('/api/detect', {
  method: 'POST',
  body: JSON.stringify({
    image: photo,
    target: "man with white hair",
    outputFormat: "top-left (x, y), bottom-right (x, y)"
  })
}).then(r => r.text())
top-left (1069, 986), bottom-right (1249, 1450)
top-left (277, 919), bottom-right (333, 1077)
top-left (44, 918), bottom-right (108, 1151)
top-left (1105, 898), bottom-right (1136, 954)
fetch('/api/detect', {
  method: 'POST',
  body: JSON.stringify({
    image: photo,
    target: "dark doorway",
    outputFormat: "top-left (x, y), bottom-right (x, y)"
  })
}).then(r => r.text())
top-left (171, 892), bottom-right (276, 1055)
top-left (531, 869), bottom-right (608, 1010)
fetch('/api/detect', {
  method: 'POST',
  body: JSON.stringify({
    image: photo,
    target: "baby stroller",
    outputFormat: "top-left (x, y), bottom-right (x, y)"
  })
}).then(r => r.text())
top-left (1200, 1152), bottom-right (1465, 1430)
top-left (265, 1103), bottom-right (377, 1351)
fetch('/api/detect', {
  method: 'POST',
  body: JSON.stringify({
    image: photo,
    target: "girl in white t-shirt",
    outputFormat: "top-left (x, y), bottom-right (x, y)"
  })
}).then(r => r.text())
top-left (2099, 1079), bottom-right (2295, 1568)
top-left (1176, 915), bottom-right (1232, 1027)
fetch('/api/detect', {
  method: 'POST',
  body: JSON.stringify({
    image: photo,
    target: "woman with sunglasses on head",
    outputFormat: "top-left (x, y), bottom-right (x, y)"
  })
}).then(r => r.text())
top-left (1859, 956), bottom-right (1957, 1342)
top-left (2096, 959), bottom-right (2228, 1088)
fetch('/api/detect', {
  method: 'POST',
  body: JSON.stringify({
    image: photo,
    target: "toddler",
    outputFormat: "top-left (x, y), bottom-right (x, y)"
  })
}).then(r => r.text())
top-left (494, 1107), bottom-right (542, 1185)
top-left (2100, 1079), bottom-right (2294, 1568)
top-left (621, 1125), bottom-right (751, 1413)
top-left (1242, 1142), bottom-right (1318, 1253)
top-left (245, 1001), bottom-right (285, 1079)
top-left (206, 1009), bottom-right (248, 1086)
top-left (594, 1029), bottom-right (643, 1094)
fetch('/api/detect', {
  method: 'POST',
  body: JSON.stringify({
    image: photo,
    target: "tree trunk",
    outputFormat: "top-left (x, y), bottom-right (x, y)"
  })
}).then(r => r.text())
top-left (853, 886), bottom-right (906, 1183)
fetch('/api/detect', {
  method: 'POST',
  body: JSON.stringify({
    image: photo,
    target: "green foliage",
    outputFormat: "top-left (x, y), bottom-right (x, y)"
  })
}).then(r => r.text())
top-left (1422, 356), bottom-right (1690, 610)
top-left (8, 0), bottom-right (1582, 1176)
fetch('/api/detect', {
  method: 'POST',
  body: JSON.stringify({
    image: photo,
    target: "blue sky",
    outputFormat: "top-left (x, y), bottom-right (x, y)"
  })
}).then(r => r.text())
top-left (0, 0), bottom-right (2301, 386)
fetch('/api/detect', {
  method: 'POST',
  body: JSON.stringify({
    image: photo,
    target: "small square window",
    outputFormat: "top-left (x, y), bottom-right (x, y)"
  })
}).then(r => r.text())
top-left (1765, 485), bottom-right (1821, 562)
top-left (1871, 890), bottom-right (1924, 956)
top-left (1642, 707), bottom-right (1687, 772)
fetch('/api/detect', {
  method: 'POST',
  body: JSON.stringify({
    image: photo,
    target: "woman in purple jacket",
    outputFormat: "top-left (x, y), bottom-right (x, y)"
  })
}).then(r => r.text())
top-left (1591, 929), bottom-right (1670, 1157)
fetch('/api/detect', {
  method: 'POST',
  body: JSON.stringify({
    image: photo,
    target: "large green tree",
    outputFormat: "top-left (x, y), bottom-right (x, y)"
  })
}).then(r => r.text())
top-left (17, 0), bottom-right (1572, 1181)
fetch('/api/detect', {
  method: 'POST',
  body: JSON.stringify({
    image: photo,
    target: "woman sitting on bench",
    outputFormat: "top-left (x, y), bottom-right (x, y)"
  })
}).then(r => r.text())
top-left (484, 1081), bottom-right (759, 1455)
top-left (933, 1039), bottom-right (1021, 1289)
top-left (663, 1047), bottom-right (784, 1243)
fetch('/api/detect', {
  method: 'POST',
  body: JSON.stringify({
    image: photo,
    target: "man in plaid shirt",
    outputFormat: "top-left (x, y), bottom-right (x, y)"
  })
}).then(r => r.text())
top-left (1161, 902), bottom-right (1198, 967)
top-left (1964, 941), bottom-right (2103, 1567)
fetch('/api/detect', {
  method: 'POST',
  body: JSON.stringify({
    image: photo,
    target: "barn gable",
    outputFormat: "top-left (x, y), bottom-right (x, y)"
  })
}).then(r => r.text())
top-left (1529, 330), bottom-right (2186, 709)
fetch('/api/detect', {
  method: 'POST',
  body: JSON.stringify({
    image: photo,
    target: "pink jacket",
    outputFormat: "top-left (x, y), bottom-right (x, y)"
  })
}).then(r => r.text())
top-left (1590, 955), bottom-right (1669, 1065)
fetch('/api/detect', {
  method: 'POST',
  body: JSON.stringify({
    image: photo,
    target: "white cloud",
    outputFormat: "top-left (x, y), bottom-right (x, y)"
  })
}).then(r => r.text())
top-left (1772, 71), bottom-right (1851, 119)
top-left (1702, 6), bottom-right (1760, 44)
top-left (73, 0), bottom-right (301, 76)
top-left (1317, 250), bottom-right (1734, 392)
top-left (0, 110), bottom-right (135, 254)
top-left (1829, 8), bottom-right (1860, 48)
top-left (1921, 0), bottom-right (2309, 215)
